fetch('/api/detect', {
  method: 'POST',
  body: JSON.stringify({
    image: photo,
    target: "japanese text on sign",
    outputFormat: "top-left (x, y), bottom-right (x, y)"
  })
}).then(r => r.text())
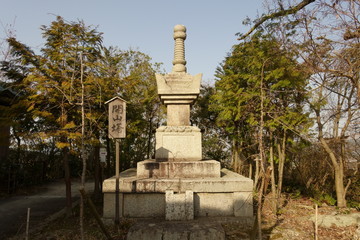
top-left (107, 97), bottom-right (126, 139)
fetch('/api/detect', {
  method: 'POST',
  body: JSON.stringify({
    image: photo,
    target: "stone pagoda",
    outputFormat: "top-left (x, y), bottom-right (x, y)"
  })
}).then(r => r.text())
top-left (103, 25), bottom-right (253, 222)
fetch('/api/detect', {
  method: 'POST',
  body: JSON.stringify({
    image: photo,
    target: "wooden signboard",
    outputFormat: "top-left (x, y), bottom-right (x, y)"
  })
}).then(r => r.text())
top-left (106, 97), bottom-right (126, 139)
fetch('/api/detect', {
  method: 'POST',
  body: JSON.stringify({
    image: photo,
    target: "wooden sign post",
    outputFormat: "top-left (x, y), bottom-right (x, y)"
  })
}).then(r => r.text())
top-left (105, 97), bottom-right (126, 225)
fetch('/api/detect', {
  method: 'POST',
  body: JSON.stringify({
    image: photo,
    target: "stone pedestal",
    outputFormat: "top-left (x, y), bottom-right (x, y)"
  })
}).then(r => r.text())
top-left (103, 168), bottom-right (253, 219)
top-left (155, 126), bottom-right (202, 161)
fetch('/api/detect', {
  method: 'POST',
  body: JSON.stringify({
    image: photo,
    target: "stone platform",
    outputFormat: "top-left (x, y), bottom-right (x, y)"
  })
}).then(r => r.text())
top-left (137, 159), bottom-right (221, 178)
top-left (124, 217), bottom-right (254, 240)
top-left (102, 167), bottom-right (253, 220)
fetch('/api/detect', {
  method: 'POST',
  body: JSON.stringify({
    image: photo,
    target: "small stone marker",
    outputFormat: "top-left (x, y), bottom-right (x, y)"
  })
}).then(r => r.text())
top-left (165, 190), bottom-right (194, 220)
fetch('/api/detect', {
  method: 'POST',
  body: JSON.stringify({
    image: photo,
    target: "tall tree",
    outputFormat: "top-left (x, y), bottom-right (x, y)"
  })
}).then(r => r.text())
top-left (212, 33), bottom-right (309, 233)
top-left (293, 0), bottom-right (360, 207)
top-left (4, 16), bottom-right (103, 216)
top-left (236, 0), bottom-right (359, 209)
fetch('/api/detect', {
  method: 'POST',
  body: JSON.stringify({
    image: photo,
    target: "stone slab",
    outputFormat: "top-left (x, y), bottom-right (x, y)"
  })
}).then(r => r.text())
top-left (155, 126), bottom-right (202, 161)
top-left (103, 191), bottom-right (253, 219)
top-left (194, 192), bottom-right (253, 217)
top-left (165, 190), bottom-right (194, 220)
top-left (234, 192), bottom-right (253, 217)
top-left (103, 168), bottom-right (253, 193)
top-left (127, 220), bottom-right (225, 240)
top-left (309, 212), bottom-right (360, 228)
top-left (103, 193), bottom-right (165, 218)
top-left (156, 73), bottom-right (201, 96)
top-left (136, 160), bottom-right (221, 178)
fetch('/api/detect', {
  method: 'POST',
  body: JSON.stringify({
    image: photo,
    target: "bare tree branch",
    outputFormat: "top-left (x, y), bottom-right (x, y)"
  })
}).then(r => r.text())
top-left (238, 0), bottom-right (316, 41)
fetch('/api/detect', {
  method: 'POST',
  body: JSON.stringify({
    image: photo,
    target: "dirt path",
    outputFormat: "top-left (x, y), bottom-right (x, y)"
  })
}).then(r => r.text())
top-left (0, 179), bottom-right (93, 239)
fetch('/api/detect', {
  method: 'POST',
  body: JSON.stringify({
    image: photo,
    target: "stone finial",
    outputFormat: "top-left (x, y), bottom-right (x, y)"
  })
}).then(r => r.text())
top-left (172, 25), bottom-right (187, 73)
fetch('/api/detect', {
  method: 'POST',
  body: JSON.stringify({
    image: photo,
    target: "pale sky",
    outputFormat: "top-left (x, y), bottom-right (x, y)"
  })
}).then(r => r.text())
top-left (0, 0), bottom-right (264, 84)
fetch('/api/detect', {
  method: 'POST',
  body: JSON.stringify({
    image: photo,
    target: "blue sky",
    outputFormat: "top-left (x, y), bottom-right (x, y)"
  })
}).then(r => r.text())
top-left (0, 0), bottom-right (264, 84)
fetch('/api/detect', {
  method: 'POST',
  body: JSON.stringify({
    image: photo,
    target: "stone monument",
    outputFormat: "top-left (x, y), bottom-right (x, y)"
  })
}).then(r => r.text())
top-left (103, 25), bottom-right (253, 222)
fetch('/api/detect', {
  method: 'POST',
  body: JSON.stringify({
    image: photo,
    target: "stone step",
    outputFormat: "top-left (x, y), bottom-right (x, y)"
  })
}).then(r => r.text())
top-left (137, 160), bottom-right (221, 178)
top-left (127, 220), bottom-right (225, 240)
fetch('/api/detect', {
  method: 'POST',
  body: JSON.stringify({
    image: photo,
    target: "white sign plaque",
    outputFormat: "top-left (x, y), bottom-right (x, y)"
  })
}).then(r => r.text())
top-left (99, 147), bottom-right (107, 163)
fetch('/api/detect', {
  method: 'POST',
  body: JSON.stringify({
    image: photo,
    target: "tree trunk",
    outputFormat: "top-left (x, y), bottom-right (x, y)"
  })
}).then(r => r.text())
top-left (232, 138), bottom-right (242, 173)
top-left (334, 166), bottom-right (347, 207)
top-left (254, 159), bottom-right (259, 189)
top-left (276, 131), bottom-right (286, 207)
top-left (63, 147), bottom-right (72, 217)
top-left (93, 145), bottom-right (101, 199)
top-left (269, 141), bottom-right (277, 213)
top-left (80, 54), bottom-right (86, 240)
top-left (319, 137), bottom-right (347, 207)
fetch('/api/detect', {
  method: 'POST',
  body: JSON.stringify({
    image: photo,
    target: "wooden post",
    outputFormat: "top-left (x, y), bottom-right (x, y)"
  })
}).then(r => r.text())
top-left (105, 97), bottom-right (126, 226)
top-left (115, 139), bottom-right (120, 225)
top-left (25, 208), bottom-right (30, 240)
top-left (315, 204), bottom-right (318, 240)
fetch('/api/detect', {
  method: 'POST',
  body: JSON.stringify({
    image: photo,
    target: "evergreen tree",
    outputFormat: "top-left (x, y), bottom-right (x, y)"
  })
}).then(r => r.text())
top-left (212, 32), bottom-right (309, 209)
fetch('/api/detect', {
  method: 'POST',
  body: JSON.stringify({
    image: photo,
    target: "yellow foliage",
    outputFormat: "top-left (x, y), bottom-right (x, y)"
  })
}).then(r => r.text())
top-left (69, 132), bottom-right (82, 139)
top-left (27, 104), bottom-right (35, 112)
top-left (63, 121), bottom-right (76, 129)
top-left (38, 132), bottom-right (49, 140)
top-left (55, 142), bottom-right (70, 149)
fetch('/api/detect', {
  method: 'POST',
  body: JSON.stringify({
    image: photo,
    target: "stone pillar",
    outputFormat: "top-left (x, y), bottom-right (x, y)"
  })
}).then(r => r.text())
top-left (155, 25), bottom-right (202, 161)
top-left (167, 105), bottom-right (190, 126)
top-left (172, 25), bottom-right (187, 73)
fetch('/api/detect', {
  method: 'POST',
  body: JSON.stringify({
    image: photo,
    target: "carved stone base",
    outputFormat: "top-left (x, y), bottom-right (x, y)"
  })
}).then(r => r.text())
top-left (155, 126), bottom-right (202, 161)
top-left (137, 159), bottom-right (221, 178)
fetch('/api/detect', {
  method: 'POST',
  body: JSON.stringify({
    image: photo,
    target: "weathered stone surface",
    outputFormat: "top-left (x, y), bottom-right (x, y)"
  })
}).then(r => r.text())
top-left (172, 24), bottom-right (187, 73)
top-left (155, 126), bottom-right (202, 161)
top-left (103, 169), bottom-right (253, 219)
top-left (154, 25), bottom-right (203, 162)
top-left (165, 190), bottom-right (194, 220)
top-left (234, 192), bottom-right (253, 217)
top-left (127, 223), bottom-right (164, 240)
top-left (310, 212), bottom-right (360, 228)
top-left (156, 73), bottom-right (201, 97)
top-left (103, 168), bottom-right (253, 193)
top-left (167, 105), bottom-right (190, 126)
top-left (194, 193), bottom-right (233, 217)
top-left (194, 192), bottom-right (253, 217)
top-left (103, 193), bottom-right (165, 218)
top-left (105, 168), bottom-right (252, 192)
top-left (126, 220), bottom-right (225, 240)
top-left (137, 160), bottom-right (221, 178)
